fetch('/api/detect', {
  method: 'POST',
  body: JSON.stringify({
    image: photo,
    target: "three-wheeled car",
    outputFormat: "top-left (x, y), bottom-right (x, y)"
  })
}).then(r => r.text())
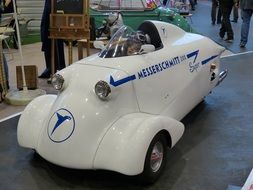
top-left (17, 20), bottom-right (227, 183)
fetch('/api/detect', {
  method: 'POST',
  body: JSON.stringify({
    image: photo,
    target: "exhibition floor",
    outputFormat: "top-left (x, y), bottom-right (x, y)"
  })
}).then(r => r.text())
top-left (1, 52), bottom-right (253, 190)
top-left (191, 1), bottom-right (253, 53)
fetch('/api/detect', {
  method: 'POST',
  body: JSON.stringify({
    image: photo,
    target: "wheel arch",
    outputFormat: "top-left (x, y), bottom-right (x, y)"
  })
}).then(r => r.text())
top-left (158, 129), bottom-right (172, 148)
top-left (93, 113), bottom-right (184, 175)
top-left (17, 95), bottom-right (57, 149)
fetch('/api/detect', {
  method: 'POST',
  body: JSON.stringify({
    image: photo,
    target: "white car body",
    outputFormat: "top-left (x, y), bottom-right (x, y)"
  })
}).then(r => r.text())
top-left (17, 21), bottom-right (226, 178)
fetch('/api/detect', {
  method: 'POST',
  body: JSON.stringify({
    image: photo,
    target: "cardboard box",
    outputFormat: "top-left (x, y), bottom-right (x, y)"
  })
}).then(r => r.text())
top-left (16, 65), bottom-right (38, 90)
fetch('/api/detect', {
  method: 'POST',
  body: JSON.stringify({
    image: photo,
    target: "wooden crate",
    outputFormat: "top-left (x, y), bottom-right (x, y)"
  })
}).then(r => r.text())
top-left (16, 65), bottom-right (38, 90)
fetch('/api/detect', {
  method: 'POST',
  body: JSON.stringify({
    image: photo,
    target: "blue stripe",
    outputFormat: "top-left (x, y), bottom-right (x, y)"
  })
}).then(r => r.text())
top-left (187, 50), bottom-right (199, 63)
top-left (110, 75), bottom-right (136, 87)
top-left (201, 55), bottom-right (218, 65)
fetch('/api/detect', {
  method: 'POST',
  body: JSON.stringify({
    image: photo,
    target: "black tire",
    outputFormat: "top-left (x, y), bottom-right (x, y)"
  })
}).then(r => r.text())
top-left (139, 133), bottom-right (167, 184)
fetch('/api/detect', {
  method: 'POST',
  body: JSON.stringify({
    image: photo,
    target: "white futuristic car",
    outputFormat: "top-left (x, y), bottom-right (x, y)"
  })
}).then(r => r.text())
top-left (17, 20), bottom-right (227, 183)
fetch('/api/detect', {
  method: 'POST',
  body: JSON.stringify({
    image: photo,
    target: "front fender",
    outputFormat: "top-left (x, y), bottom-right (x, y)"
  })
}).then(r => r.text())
top-left (17, 95), bottom-right (57, 149)
top-left (93, 113), bottom-right (184, 175)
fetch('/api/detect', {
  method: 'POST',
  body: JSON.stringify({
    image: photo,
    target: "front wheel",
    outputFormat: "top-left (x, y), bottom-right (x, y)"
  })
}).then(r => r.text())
top-left (139, 133), bottom-right (167, 184)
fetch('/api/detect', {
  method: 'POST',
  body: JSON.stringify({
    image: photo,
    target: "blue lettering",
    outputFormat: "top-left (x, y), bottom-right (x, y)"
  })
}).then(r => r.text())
top-left (189, 62), bottom-right (200, 72)
top-left (165, 61), bottom-right (170, 68)
top-left (155, 65), bottom-right (160, 72)
top-left (162, 62), bottom-right (167, 69)
top-left (175, 57), bottom-right (180, 64)
top-left (142, 69), bottom-right (147, 77)
top-left (138, 71), bottom-right (144, 79)
top-left (169, 60), bottom-right (174, 67)
top-left (146, 68), bottom-right (151, 76)
top-left (149, 66), bottom-right (154, 75)
top-left (152, 66), bottom-right (156, 74)
top-left (137, 53), bottom-right (188, 80)
top-left (158, 63), bottom-right (163, 71)
top-left (173, 58), bottom-right (177, 65)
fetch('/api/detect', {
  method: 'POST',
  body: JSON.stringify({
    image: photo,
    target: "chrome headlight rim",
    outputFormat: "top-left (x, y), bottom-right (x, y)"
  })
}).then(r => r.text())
top-left (95, 80), bottom-right (111, 100)
top-left (52, 74), bottom-right (65, 91)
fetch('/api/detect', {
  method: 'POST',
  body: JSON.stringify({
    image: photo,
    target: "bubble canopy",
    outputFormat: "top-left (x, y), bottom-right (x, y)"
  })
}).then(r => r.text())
top-left (99, 25), bottom-right (149, 58)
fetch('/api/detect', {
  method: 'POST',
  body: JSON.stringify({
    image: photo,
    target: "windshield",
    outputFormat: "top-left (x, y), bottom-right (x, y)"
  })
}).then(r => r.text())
top-left (99, 25), bottom-right (150, 58)
top-left (90, 0), bottom-right (162, 10)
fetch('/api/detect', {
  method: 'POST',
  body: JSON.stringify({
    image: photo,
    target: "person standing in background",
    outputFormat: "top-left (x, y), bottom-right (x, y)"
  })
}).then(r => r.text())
top-left (189, 0), bottom-right (195, 10)
top-left (39, 0), bottom-right (65, 79)
top-left (211, 0), bottom-right (222, 25)
top-left (218, 0), bottom-right (236, 42)
top-left (163, 0), bottom-right (168, 6)
top-left (239, 0), bottom-right (253, 47)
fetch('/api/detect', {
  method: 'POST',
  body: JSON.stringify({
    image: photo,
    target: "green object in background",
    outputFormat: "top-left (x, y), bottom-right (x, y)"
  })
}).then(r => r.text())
top-left (18, 0), bottom-right (196, 45)
top-left (90, 0), bottom-right (196, 33)
top-left (4, 33), bottom-right (41, 49)
top-left (21, 33), bottom-right (41, 45)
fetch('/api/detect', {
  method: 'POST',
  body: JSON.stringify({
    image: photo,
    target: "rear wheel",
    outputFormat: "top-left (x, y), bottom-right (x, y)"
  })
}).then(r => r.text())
top-left (140, 133), bottom-right (167, 184)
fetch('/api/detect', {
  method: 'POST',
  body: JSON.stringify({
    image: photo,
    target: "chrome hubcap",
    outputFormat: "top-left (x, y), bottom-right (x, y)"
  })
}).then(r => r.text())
top-left (150, 141), bottom-right (164, 172)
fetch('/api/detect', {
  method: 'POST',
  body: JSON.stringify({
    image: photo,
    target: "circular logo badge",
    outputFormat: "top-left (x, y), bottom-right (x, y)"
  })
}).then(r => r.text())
top-left (47, 108), bottom-right (75, 143)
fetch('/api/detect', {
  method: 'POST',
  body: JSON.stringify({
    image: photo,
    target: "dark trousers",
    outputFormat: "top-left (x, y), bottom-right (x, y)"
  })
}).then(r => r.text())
top-left (43, 39), bottom-right (65, 74)
top-left (189, 0), bottom-right (195, 10)
top-left (219, 3), bottom-right (234, 39)
top-left (211, 0), bottom-right (222, 23)
top-left (233, 5), bottom-right (239, 21)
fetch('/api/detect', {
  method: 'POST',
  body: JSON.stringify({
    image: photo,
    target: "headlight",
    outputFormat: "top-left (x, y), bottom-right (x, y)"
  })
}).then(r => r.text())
top-left (52, 74), bottom-right (64, 90)
top-left (95, 80), bottom-right (111, 100)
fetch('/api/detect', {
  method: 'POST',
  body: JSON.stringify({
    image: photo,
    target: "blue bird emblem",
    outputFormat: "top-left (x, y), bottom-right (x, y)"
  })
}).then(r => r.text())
top-left (51, 113), bottom-right (72, 136)
top-left (48, 108), bottom-right (75, 143)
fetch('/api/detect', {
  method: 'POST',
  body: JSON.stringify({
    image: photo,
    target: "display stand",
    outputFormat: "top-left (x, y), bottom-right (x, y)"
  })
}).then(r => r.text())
top-left (49, 0), bottom-right (90, 74)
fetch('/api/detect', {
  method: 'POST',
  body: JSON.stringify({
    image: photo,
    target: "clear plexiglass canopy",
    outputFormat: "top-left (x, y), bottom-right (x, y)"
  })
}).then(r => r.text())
top-left (99, 25), bottom-right (149, 58)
